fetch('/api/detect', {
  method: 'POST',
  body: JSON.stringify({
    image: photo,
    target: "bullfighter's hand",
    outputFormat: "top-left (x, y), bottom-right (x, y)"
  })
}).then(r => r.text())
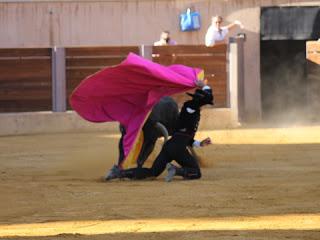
top-left (200, 137), bottom-right (212, 147)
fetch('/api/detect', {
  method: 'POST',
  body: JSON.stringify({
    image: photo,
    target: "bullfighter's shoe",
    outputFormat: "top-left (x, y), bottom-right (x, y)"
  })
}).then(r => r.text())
top-left (165, 163), bottom-right (176, 182)
top-left (104, 165), bottom-right (121, 181)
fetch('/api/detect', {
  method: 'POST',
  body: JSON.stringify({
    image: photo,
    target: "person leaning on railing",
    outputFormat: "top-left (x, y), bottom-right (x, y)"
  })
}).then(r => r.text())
top-left (205, 15), bottom-right (244, 47)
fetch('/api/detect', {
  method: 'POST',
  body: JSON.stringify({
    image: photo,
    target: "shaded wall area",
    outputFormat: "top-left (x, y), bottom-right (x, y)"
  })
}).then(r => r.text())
top-left (261, 6), bottom-right (320, 40)
top-left (261, 40), bottom-right (308, 122)
top-left (260, 6), bottom-right (320, 123)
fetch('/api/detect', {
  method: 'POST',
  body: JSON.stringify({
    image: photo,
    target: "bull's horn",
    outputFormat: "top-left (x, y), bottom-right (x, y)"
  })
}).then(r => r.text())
top-left (155, 122), bottom-right (169, 142)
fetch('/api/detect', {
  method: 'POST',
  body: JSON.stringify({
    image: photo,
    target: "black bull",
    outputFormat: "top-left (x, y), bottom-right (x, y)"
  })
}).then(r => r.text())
top-left (118, 96), bottom-right (197, 168)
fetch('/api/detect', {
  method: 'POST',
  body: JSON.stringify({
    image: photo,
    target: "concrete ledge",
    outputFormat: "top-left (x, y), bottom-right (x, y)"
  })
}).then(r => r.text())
top-left (200, 107), bottom-right (239, 130)
top-left (0, 108), bottom-right (238, 136)
top-left (0, 111), bottom-right (118, 136)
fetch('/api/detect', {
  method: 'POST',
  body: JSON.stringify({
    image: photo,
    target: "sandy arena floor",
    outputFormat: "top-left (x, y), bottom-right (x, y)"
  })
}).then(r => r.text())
top-left (0, 125), bottom-right (320, 239)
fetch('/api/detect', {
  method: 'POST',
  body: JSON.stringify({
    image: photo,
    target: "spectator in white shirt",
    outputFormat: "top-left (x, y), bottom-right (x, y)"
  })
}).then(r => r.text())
top-left (205, 16), bottom-right (243, 47)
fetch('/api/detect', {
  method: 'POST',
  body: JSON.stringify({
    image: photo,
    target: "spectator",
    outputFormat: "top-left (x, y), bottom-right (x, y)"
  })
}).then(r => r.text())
top-left (205, 15), bottom-right (243, 47)
top-left (154, 31), bottom-right (177, 46)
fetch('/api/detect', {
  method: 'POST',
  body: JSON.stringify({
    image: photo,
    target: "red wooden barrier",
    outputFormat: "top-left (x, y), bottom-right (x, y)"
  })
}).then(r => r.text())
top-left (152, 44), bottom-right (227, 107)
top-left (0, 48), bottom-right (52, 112)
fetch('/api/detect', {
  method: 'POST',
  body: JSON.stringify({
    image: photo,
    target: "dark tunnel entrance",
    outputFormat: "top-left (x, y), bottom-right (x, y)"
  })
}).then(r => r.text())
top-left (260, 6), bottom-right (320, 123)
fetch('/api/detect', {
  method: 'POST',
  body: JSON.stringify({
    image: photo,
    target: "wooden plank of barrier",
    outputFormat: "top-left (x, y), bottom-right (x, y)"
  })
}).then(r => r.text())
top-left (0, 99), bottom-right (51, 112)
top-left (196, 65), bottom-right (227, 74)
top-left (206, 74), bottom-right (226, 83)
top-left (0, 58), bottom-right (51, 68)
top-left (0, 81), bottom-right (51, 90)
top-left (66, 68), bottom-right (100, 80)
top-left (152, 44), bottom-right (227, 54)
top-left (210, 80), bottom-right (226, 87)
top-left (67, 81), bottom-right (85, 92)
top-left (153, 54), bottom-right (226, 62)
top-left (66, 46), bottom-right (140, 56)
top-left (153, 54), bottom-right (226, 61)
top-left (0, 45), bottom-right (228, 112)
top-left (152, 64), bottom-right (227, 74)
top-left (65, 46), bottom-right (141, 109)
top-left (67, 77), bottom-right (85, 86)
top-left (0, 48), bottom-right (52, 112)
top-left (0, 58), bottom-right (51, 67)
top-left (0, 48), bottom-right (51, 58)
top-left (210, 79), bottom-right (226, 85)
top-left (0, 88), bottom-right (51, 100)
top-left (210, 88), bottom-right (227, 95)
top-left (0, 59), bottom-right (51, 80)
top-left (152, 44), bottom-right (228, 107)
top-left (153, 58), bottom-right (226, 68)
top-left (0, 60), bottom-right (51, 70)
top-left (205, 72), bottom-right (226, 78)
top-left (66, 57), bottom-right (126, 67)
top-left (0, 73), bottom-right (51, 82)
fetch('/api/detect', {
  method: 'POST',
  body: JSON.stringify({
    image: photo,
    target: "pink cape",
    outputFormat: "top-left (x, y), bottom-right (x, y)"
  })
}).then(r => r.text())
top-left (70, 53), bottom-right (202, 157)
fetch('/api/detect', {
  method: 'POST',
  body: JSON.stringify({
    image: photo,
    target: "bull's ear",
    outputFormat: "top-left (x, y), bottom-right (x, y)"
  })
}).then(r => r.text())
top-left (155, 122), bottom-right (169, 142)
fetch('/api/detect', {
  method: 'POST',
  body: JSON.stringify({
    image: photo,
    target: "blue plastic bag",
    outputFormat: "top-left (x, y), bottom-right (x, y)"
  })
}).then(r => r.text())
top-left (180, 8), bottom-right (201, 32)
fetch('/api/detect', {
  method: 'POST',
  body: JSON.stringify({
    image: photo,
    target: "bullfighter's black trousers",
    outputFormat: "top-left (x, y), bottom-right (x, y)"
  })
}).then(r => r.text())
top-left (121, 134), bottom-right (201, 180)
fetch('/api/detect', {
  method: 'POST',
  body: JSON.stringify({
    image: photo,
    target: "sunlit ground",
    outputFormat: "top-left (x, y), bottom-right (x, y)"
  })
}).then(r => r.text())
top-left (1, 125), bottom-right (320, 239)
top-left (98, 126), bottom-right (320, 144)
top-left (1, 214), bottom-right (319, 237)
top-left (199, 125), bottom-right (320, 144)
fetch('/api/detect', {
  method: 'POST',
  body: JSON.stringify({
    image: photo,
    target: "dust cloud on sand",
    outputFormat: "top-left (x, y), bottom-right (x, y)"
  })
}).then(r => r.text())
top-left (261, 40), bottom-right (320, 125)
